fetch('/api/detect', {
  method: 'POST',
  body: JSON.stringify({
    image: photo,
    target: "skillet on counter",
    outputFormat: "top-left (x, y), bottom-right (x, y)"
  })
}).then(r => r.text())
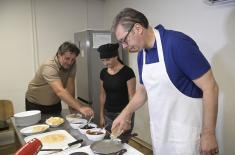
top-left (90, 133), bottom-right (138, 155)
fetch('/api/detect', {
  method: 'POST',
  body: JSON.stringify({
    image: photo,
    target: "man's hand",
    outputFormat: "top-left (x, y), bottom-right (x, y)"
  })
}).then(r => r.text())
top-left (112, 112), bottom-right (131, 133)
top-left (79, 106), bottom-right (94, 117)
top-left (200, 132), bottom-right (219, 155)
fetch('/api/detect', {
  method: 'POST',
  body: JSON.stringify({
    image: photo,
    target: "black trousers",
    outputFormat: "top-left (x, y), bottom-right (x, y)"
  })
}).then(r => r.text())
top-left (25, 98), bottom-right (62, 114)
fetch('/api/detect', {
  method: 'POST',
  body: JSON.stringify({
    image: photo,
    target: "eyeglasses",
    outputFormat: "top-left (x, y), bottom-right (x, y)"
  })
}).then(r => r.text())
top-left (119, 24), bottom-right (135, 45)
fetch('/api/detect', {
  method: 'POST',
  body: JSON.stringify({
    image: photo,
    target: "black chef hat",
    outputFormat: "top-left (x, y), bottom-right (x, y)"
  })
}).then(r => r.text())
top-left (97, 43), bottom-right (119, 59)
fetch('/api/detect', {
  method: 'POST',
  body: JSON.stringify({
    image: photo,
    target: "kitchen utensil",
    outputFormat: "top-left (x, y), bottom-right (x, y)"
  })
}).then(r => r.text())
top-left (69, 152), bottom-right (89, 155)
top-left (116, 149), bottom-right (127, 155)
top-left (90, 139), bottom-right (124, 155)
top-left (86, 115), bottom-right (93, 126)
top-left (14, 110), bottom-right (41, 126)
top-left (90, 132), bottom-right (137, 155)
top-left (15, 138), bottom-right (42, 155)
top-left (40, 139), bottom-right (83, 152)
top-left (119, 133), bottom-right (138, 143)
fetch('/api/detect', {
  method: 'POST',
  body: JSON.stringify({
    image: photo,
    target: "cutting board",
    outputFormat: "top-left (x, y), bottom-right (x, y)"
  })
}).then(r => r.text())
top-left (24, 130), bottom-right (76, 155)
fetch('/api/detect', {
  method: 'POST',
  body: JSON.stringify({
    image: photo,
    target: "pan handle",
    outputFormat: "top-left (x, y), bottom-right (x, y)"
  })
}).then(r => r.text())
top-left (121, 133), bottom-right (138, 143)
top-left (116, 149), bottom-right (127, 155)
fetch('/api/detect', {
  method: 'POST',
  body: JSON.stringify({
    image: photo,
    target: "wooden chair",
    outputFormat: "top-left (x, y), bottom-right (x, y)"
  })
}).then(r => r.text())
top-left (0, 100), bottom-right (14, 121)
top-left (0, 100), bottom-right (15, 146)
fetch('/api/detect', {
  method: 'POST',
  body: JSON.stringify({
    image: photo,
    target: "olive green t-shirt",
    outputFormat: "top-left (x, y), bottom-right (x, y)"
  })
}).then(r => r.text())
top-left (26, 56), bottom-right (76, 106)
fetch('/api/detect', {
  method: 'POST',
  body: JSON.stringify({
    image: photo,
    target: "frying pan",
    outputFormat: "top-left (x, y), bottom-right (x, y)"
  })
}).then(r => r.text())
top-left (90, 133), bottom-right (137, 155)
top-left (90, 139), bottom-right (125, 155)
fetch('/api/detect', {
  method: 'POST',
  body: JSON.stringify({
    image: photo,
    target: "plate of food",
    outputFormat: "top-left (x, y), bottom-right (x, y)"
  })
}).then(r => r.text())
top-left (20, 124), bottom-right (49, 136)
top-left (46, 117), bottom-right (64, 127)
top-left (24, 130), bottom-right (78, 155)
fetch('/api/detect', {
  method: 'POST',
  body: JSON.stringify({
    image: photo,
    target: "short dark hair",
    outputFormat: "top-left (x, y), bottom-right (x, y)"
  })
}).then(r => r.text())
top-left (57, 41), bottom-right (80, 56)
top-left (112, 8), bottom-right (149, 32)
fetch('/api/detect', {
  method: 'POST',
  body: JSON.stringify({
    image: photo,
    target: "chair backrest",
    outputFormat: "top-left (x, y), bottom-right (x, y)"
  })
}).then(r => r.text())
top-left (0, 100), bottom-right (14, 121)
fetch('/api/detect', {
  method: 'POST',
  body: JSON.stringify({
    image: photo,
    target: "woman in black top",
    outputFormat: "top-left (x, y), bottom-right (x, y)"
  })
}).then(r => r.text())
top-left (97, 43), bottom-right (136, 139)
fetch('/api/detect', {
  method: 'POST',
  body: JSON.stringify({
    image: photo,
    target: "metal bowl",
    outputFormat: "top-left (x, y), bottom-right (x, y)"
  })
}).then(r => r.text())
top-left (14, 110), bottom-right (41, 126)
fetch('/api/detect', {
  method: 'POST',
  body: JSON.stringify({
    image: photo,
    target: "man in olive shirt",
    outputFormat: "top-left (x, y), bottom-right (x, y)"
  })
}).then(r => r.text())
top-left (26, 42), bottom-right (94, 117)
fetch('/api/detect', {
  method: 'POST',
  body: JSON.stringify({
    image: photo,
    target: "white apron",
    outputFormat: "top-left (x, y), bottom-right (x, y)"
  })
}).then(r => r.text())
top-left (142, 29), bottom-right (202, 155)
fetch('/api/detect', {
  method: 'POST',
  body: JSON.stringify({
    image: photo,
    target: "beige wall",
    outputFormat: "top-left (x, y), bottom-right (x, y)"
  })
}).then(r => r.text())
top-left (103, 0), bottom-right (235, 154)
top-left (0, 0), bottom-right (34, 113)
top-left (0, 0), bottom-right (105, 112)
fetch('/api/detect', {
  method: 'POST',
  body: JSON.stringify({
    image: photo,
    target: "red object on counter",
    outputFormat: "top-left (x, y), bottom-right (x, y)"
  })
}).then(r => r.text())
top-left (15, 138), bottom-right (42, 155)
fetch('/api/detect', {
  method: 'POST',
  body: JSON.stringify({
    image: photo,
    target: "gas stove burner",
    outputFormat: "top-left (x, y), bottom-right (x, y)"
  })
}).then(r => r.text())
top-left (69, 152), bottom-right (89, 155)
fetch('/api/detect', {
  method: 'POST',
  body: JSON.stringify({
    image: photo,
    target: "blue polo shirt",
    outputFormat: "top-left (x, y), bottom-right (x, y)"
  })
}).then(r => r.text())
top-left (137, 25), bottom-right (210, 98)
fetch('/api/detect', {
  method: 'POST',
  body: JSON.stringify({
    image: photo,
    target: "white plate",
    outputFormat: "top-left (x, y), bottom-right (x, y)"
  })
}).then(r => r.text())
top-left (24, 130), bottom-right (78, 155)
top-left (20, 124), bottom-right (49, 136)
top-left (14, 110), bottom-right (41, 126)
top-left (46, 117), bottom-right (64, 127)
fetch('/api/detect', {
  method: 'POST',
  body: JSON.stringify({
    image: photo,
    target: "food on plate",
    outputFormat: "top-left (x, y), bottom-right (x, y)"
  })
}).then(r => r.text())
top-left (20, 124), bottom-right (49, 136)
top-left (46, 117), bottom-right (64, 126)
top-left (32, 125), bottom-right (48, 133)
top-left (40, 133), bottom-right (65, 144)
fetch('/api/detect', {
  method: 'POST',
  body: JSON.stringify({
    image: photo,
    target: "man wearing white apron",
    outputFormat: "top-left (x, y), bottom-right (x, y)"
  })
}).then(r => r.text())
top-left (112, 8), bottom-right (219, 155)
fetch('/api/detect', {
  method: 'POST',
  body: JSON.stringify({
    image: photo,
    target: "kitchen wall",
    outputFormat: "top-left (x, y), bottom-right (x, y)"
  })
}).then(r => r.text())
top-left (103, 0), bottom-right (235, 154)
top-left (0, 0), bottom-right (35, 113)
top-left (0, 0), bottom-right (105, 112)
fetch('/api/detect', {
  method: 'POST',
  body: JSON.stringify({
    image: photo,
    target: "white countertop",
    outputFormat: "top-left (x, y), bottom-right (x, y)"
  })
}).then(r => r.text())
top-left (52, 143), bottom-right (144, 155)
